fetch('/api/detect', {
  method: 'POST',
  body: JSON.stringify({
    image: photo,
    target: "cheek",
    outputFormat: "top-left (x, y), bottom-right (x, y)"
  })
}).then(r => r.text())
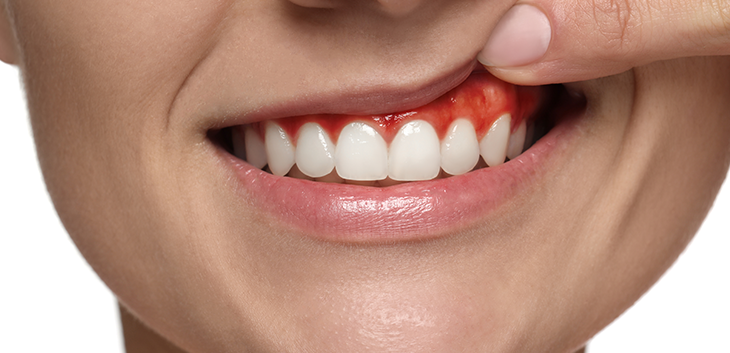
top-left (572, 57), bottom-right (730, 338)
top-left (12, 0), bottom-right (227, 260)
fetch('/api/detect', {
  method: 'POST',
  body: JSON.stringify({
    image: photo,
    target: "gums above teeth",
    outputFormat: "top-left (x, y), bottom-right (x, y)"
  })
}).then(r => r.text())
top-left (225, 71), bottom-right (548, 185)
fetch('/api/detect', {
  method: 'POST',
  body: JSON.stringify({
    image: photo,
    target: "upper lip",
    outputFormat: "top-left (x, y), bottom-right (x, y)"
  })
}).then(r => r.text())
top-left (210, 59), bottom-right (480, 130)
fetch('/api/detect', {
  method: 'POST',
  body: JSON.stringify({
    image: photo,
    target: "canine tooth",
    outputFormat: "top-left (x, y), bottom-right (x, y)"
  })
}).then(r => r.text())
top-left (265, 122), bottom-right (295, 176)
top-left (480, 113), bottom-right (511, 167)
top-left (244, 126), bottom-right (267, 169)
top-left (335, 122), bottom-right (388, 181)
top-left (295, 123), bottom-right (336, 178)
top-left (388, 120), bottom-right (440, 181)
top-left (232, 127), bottom-right (247, 161)
top-left (507, 120), bottom-right (527, 160)
top-left (440, 118), bottom-right (480, 176)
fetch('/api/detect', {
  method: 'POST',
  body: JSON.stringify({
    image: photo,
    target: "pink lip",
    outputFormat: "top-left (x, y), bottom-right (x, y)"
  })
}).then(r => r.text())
top-left (222, 113), bottom-right (577, 243)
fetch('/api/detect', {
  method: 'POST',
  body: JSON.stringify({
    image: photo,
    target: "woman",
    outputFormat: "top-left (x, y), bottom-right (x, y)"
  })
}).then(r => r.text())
top-left (1, 0), bottom-right (729, 352)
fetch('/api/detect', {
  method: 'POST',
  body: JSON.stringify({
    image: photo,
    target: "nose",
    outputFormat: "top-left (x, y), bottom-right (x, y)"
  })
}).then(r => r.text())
top-left (287, 0), bottom-right (433, 17)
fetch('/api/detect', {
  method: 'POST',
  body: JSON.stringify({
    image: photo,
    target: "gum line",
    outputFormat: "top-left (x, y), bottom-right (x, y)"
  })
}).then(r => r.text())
top-left (246, 71), bottom-right (539, 144)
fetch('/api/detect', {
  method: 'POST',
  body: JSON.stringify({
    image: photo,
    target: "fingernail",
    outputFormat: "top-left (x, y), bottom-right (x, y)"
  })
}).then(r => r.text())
top-left (478, 4), bottom-right (551, 67)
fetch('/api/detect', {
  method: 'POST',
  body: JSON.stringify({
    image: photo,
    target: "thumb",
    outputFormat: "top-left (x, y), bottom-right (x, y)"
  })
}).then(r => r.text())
top-left (478, 0), bottom-right (730, 85)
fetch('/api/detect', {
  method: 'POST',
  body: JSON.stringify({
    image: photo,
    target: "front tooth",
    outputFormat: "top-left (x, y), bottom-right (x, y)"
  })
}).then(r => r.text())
top-left (389, 120), bottom-right (440, 181)
top-left (335, 122), bottom-right (388, 181)
top-left (244, 126), bottom-right (267, 169)
top-left (480, 113), bottom-right (511, 167)
top-left (265, 122), bottom-right (295, 176)
top-left (440, 118), bottom-right (480, 176)
top-left (506, 120), bottom-right (527, 160)
top-left (295, 123), bottom-right (336, 178)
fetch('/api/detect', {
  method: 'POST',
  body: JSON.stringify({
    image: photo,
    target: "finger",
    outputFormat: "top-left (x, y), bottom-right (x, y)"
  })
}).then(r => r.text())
top-left (478, 0), bottom-right (730, 85)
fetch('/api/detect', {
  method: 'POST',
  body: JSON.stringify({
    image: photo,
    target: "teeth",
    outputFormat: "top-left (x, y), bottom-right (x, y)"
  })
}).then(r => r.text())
top-left (479, 113), bottom-right (511, 167)
top-left (506, 120), bottom-right (527, 160)
top-left (335, 122), bottom-right (388, 181)
top-left (389, 120), bottom-right (441, 181)
top-left (287, 165), bottom-right (314, 180)
top-left (244, 126), bottom-right (267, 169)
top-left (295, 123), bottom-right (336, 178)
top-left (240, 111), bottom-right (531, 182)
top-left (265, 122), bottom-right (295, 176)
top-left (440, 118), bottom-right (480, 176)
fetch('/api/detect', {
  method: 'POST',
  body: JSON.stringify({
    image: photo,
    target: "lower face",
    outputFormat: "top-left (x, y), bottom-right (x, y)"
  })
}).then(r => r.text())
top-left (8, 0), bottom-right (730, 352)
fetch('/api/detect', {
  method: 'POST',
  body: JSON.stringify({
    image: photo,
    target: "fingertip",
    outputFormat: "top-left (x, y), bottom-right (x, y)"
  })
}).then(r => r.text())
top-left (479, 4), bottom-right (551, 68)
top-left (482, 66), bottom-right (544, 86)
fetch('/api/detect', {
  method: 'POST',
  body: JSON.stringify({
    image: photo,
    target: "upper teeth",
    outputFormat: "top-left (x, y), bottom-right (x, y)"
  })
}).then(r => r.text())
top-left (296, 122), bottom-right (337, 178)
top-left (232, 113), bottom-right (528, 182)
top-left (335, 122), bottom-right (389, 181)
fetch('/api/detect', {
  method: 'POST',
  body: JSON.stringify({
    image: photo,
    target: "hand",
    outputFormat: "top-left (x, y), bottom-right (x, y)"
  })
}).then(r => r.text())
top-left (478, 0), bottom-right (730, 85)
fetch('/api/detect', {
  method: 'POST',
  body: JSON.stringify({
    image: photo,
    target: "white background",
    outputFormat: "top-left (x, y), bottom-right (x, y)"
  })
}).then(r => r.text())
top-left (1, 63), bottom-right (728, 352)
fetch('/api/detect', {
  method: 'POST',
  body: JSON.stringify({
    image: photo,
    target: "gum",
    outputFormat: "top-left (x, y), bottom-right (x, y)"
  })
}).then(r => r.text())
top-left (245, 71), bottom-right (539, 144)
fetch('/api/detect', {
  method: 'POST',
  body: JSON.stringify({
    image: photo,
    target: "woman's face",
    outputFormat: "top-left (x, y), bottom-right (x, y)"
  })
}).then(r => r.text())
top-left (3, 1), bottom-right (729, 352)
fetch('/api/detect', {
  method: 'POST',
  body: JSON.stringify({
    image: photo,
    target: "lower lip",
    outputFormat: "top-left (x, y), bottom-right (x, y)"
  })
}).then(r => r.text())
top-left (223, 111), bottom-right (578, 243)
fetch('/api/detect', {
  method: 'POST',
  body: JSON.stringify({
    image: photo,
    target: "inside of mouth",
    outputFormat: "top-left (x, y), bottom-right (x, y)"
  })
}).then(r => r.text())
top-left (210, 81), bottom-right (580, 187)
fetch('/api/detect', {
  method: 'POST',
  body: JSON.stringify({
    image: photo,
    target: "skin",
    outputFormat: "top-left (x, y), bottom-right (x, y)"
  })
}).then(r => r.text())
top-left (1, 0), bottom-right (729, 352)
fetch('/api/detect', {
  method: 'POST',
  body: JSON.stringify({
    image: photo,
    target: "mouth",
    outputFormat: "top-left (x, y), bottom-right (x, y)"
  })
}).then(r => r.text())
top-left (209, 69), bottom-right (585, 243)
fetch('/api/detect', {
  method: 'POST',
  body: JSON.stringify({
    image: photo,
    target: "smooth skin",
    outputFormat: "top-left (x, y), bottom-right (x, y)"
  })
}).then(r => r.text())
top-left (1, 0), bottom-right (729, 352)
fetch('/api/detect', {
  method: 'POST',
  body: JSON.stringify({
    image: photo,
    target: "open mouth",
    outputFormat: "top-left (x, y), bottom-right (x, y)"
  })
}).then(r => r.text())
top-left (210, 69), bottom-right (584, 242)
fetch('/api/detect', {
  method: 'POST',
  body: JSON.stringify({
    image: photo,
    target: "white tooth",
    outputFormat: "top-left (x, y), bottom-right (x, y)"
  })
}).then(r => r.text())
top-left (480, 113), bottom-right (511, 167)
top-left (232, 126), bottom-right (247, 161)
top-left (295, 123), bottom-right (336, 178)
top-left (388, 120), bottom-right (440, 181)
top-left (244, 126), bottom-right (267, 169)
top-left (265, 122), bottom-right (295, 176)
top-left (506, 120), bottom-right (527, 160)
top-left (335, 122), bottom-right (388, 181)
top-left (440, 118), bottom-right (480, 176)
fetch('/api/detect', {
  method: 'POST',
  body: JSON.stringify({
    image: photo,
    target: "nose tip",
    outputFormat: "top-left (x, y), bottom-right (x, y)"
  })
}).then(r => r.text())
top-left (287, 0), bottom-right (430, 16)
